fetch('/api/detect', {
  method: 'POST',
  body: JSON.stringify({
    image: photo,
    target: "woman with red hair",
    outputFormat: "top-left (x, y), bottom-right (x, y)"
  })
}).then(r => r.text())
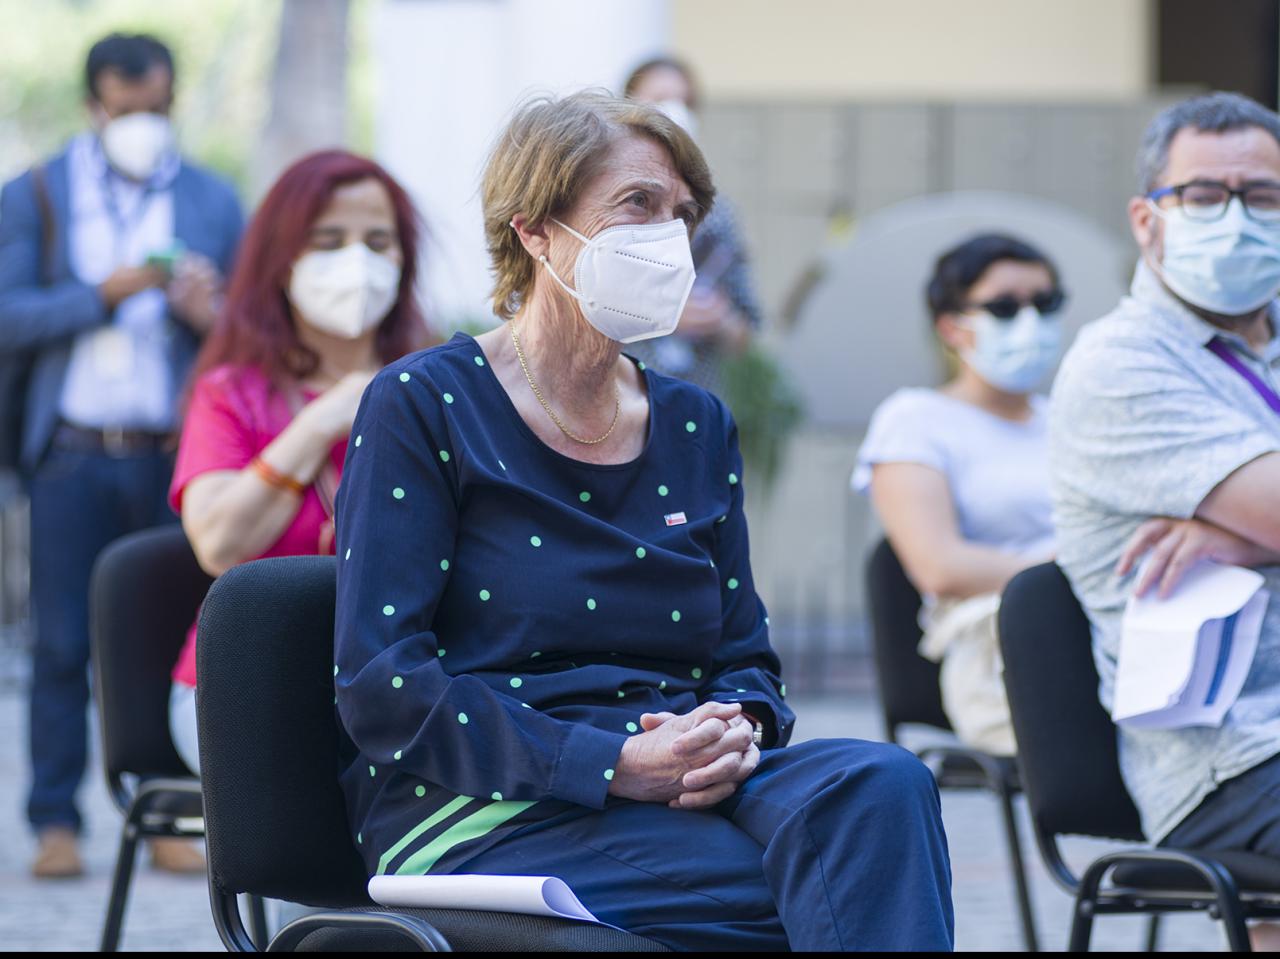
top-left (167, 149), bottom-right (428, 773)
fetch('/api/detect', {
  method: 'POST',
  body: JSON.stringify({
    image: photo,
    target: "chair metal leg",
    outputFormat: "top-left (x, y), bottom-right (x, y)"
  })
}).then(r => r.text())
top-left (100, 810), bottom-right (143, 951)
top-left (1144, 915), bottom-right (1160, 951)
top-left (995, 781), bottom-right (1039, 952)
top-left (247, 896), bottom-right (270, 950)
top-left (1067, 895), bottom-right (1096, 952)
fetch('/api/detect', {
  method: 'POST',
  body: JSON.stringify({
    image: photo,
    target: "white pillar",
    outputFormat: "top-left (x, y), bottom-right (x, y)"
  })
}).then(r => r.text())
top-left (372, 0), bottom-right (670, 330)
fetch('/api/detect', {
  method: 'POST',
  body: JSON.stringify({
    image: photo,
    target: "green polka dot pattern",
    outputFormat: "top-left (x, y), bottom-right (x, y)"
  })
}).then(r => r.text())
top-left (691, 667), bottom-right (703, 679)
top-left (415, 785), bottom-right (426, 798)
top-left (727, 578), bottom-right (740, 590)
top-left (392, 487), bottom-right (405, 500)
top-left (398, 372), bottom-right (410, 382)
top-left (586, 598), bottom-right (597, 610)
top-left (685, 421), bottom-right (696, 433)
top-left (728, 473), bottom-right (739, 485)
top-left (604, 769), bottom-right (615, 781)
top-left (671, 610), bottom-right (681, 622)
top-left (658, 485), bottom-right (669, 496)
top-left (457, 712), bottom-right (469, 724)
top-left (510, 677), bottom-right (523, 688)
top-left (392, 676), bottom-right (403, 689)
top-left (530, 536), bottom-right (542, 547)
top-left (394, 750), bottom-right (402, 760)
top-left (491, 792), bottom-right (503, 801)
top-left (439, 450), bottom-right (450, 462)
top-left (443, 393), bottom-right (454, 404)
top-left (440, 559), bottom-right (450, 571)
top-left (354, 435), bottom-right (362, 447)
top-left (479, 589), bottom-right (491, 602)
top-left (474, 355), bottom-right (485, 366)
top-left (626, 722), bottom-right (638, 733)
top-left (383, 604), bottom-right (395, 616)
top-left (635, 547), bottom-right (646, 559)
top-left (579, 491), bottom-right (591, 503)
top-left (369, 765), bottom-right (376, 778)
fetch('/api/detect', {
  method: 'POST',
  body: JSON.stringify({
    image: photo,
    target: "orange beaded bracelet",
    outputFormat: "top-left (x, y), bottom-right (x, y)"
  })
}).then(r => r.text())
top-left (249, 455), bottom-right (307, 495)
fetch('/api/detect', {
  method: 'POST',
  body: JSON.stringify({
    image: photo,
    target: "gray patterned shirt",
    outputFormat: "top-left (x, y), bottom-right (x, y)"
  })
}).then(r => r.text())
top-left (1050, 260), bottom-right (1280, 842)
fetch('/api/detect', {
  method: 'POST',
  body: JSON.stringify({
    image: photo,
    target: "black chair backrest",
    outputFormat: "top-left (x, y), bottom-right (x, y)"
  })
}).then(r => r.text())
top-left (91, 524), bottom-right (212, 783)
top-left (865, 538), bottom-right (950, 736)
top-left (197, 555), bottom-right (371, 907)
top-left (997, 562), bottom-right (1144, 841)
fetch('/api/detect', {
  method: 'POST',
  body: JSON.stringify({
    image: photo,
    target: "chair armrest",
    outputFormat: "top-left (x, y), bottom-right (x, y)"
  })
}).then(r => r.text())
top-left (267, 910), bottom-right (453, 952)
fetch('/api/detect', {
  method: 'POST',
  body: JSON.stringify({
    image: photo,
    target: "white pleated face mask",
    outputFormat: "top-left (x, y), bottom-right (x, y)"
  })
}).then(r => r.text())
top-left (537, 217), bottom-right (697, 344)
top-left (99, 112), bottom-right (173, 182)
top-left (288, 243), bottom-right (401, 339)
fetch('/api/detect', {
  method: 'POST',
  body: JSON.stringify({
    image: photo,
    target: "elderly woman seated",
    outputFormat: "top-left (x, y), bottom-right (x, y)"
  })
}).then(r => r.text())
top-left (333, 91), bottom-right (954, 951)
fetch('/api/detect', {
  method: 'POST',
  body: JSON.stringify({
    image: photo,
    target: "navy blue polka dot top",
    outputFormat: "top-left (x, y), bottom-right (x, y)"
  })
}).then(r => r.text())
top-left (334, 332), bottom-right (794, 878)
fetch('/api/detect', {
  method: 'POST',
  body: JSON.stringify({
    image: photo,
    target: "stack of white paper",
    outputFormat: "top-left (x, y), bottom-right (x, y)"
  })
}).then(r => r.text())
top-left (1112, 561), bottom-right (1268, 729)
top-left (368, 874), bottom-right (599, 923)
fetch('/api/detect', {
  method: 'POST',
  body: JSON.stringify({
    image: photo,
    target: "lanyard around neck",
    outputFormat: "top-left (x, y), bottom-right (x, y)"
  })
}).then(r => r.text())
top-left (1206, 336), bottom-right (1280, 415)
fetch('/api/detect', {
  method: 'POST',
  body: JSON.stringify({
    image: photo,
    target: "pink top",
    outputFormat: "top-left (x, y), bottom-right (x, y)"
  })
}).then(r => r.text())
top-left (170, 364), bottom-right (347, 687)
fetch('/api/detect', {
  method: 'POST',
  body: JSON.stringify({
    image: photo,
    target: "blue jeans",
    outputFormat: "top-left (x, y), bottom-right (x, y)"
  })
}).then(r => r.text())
top-left (26, 446), bottom-right (176, 834)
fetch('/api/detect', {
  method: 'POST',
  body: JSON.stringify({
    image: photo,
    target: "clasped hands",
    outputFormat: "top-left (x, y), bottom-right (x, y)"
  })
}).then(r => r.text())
top-left (1116, 516), bottom-right (1277, 598)
top-left (607, 701), bottom-right (760, 810)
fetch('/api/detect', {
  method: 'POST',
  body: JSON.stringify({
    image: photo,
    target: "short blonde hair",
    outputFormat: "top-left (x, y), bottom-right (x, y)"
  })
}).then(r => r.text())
top-left (482, 90), bottom-right (716, 320)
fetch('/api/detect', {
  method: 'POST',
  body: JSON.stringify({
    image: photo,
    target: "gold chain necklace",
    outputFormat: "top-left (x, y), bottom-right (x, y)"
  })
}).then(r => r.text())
top-left (509, 321), bottom-right (621, 445)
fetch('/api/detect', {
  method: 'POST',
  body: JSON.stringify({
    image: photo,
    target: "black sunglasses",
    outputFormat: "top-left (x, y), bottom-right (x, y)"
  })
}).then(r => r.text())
top-left (967, 289), bottom-right (1067, 320)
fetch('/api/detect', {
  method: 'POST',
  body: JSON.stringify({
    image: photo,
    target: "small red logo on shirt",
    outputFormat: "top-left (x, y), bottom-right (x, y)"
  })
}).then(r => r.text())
top-left (664, 512), bottom-right (687, 527)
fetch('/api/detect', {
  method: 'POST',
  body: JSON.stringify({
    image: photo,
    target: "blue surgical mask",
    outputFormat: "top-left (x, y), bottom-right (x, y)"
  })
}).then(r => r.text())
top-left (1152, 197), bottom-right (1280, 315)
top-left (957, 305), bottom-right (1062, 394)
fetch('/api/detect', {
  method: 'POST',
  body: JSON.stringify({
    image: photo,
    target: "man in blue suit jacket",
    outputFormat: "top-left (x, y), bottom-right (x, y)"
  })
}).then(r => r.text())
top-left (0, 33), bottom-right (243, 877)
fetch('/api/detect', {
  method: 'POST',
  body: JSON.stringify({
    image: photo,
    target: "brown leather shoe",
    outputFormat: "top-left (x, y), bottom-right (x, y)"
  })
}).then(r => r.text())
top-left (148, 837), bottom-right (206, 874)
top-left (32, 826), bottom-right (84, 879)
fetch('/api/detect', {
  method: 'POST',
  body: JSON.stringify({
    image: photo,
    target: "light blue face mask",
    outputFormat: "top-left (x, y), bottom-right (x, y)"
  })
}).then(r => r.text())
top-left (1152, 197), bottom-right (1280, 316)
top-left (958, 305), bottom-right (1062, 394)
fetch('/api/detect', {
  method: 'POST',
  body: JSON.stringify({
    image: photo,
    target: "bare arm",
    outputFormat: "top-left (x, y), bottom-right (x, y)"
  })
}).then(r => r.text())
top-left (870, 462), bottom-right (1044, 599)
top-left (182, 372), bottom-right (372, 576)
top-left (1195, 451), bottom-right (1280, 553)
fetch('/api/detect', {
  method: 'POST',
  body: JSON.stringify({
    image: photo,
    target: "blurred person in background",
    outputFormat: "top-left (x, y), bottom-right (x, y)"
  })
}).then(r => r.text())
top-left (855, 234), bottom-right (1065, 756)
top-left (168, 149), bottom-right (427, 779)
top-left (0, 32), bottom-right (243, 879)
top-left (622, 56), bottom-right (760, 396)
top-left (1052, 92), bottom-right (1280, 949)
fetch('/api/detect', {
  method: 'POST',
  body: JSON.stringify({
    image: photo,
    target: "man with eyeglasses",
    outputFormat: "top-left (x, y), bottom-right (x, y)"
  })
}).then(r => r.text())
top-left (1050, 91), bottom-right (1280, 948)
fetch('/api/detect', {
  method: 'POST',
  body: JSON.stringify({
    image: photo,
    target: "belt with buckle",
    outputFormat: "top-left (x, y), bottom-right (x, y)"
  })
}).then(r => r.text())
top-left (53, 422), bottom-right (172, 457)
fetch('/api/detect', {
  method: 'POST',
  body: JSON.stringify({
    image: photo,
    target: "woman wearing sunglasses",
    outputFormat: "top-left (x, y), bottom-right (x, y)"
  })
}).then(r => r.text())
top-left (855, 233), bottom-right (1066, 756)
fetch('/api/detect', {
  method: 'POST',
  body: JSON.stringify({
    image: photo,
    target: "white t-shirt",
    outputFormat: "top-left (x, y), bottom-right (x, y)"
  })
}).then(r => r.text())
top-left (854, 388), bottom-right (1055, 559)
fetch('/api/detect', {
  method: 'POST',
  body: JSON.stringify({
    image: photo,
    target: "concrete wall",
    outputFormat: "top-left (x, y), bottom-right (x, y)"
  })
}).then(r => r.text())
top-left (673, 0), bottom-right (1154, 101)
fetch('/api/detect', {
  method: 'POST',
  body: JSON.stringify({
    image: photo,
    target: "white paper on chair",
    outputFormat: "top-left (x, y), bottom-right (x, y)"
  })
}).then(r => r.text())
top-left (367, 874), bottom-right (599, 923)
top-left (1112, 560), bottom-right (1268, 730)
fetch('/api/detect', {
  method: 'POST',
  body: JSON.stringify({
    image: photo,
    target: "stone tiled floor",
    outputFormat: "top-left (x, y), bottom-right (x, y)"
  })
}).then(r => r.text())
top-left (0, 688), bottom-right (1228, 951)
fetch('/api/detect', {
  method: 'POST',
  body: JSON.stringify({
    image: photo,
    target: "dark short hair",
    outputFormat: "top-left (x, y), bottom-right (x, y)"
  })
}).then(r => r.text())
top-left (1136, 91), bottom-right (1280, 194)
top-left (85, 33), bottom-right (175, 100)
top-left (623, 56), bottom-right (700, 111)
top-left (926, 233), bottom-right (1058, 321)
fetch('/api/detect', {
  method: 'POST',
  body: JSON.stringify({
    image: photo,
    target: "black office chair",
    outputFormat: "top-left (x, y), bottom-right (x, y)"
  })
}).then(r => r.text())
top-left (999, 562), bottom-right (1280, 951)
top-left (865, 537), bottom-right (1039, 951)
top-left (89, 524), bottom-right (266, 951)
top-left (196, 554), bottom-right (667, 952)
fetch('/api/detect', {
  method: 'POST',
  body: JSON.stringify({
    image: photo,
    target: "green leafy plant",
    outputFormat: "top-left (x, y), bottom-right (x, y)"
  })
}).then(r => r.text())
top-left (720, 345), bottom-right (805, 495)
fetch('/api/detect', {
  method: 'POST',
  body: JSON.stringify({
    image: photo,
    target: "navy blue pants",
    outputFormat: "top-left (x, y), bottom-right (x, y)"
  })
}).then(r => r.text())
top-left (1161, 754), bottom-right (1280, 857)
top-left (455, 739), bottom-right (954, 951)
top-left (27, 446), bottom-right (176, 834)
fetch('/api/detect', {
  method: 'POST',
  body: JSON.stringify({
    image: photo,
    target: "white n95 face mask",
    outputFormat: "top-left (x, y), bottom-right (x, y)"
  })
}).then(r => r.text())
top-left (288, 243), bottom-right (402, 339)
top-left (1152, 198), bottom-right (1280, 316)
top-left (99, 112), bottom-right (174, 182)
top-left (538, 218), bottom-right (696, 344)
top-left (958, 305), bottom-right (1062, 394)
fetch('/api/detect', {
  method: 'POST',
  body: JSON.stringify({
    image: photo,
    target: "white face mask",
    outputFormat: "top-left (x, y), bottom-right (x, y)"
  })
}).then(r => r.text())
top-left (654, 99), bottom-right (698, 140)
top-left (536, 218), bottom-right (696, 344)
top-left (288, 243), bottom-right (401, 339)
top-left (956, 305), bottom-right (1062, 394)
top-left (98, 112), bottom-right (173, 182)
top-left (1151, 197), bottom-right (1280, 315)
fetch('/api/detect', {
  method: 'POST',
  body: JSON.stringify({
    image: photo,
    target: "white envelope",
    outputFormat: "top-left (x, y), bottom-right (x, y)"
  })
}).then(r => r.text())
top-left (1113, 561), bottom-right (1269, 730)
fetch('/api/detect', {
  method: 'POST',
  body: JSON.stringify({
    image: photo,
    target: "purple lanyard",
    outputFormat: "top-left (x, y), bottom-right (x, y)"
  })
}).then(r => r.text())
top-left (1206, 337), bottom-right (1280, 415)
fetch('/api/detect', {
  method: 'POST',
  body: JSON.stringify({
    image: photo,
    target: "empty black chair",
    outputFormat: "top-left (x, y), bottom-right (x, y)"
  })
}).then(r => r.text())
top-left (196, 554), bottom-right (667, 951)
top-left (865, 537), bottom-right (1039, 951)
top-left (89, 525), bottom-right (216, 951)
top-left (999, 562), bottom-right (1280, 951)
